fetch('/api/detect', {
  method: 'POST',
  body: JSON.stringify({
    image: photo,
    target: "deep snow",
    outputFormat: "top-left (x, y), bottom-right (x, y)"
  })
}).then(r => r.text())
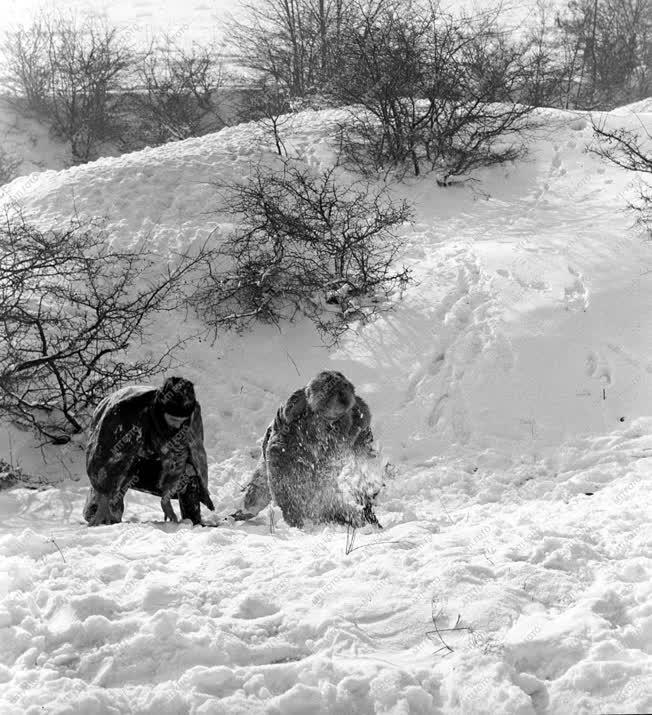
top-left (0, 104), bottom-right (651, 714)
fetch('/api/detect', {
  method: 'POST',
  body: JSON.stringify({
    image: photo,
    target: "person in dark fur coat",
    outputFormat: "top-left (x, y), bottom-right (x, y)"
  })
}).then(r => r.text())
top-left (233, 371), bottom-right (382, 528)
top-left (83, 376), bottom-right (215, 526)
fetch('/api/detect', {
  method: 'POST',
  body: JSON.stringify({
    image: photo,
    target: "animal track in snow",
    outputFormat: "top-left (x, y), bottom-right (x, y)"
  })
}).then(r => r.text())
top-left (606, 342), bottom-right (652, 375)
top-left (495, 268), bottom-right (549, 292)
top-left (569, 117), bottom-right (588, 131)
top-left (402, 258), bottom-right (492, 446)
top-left (428, 352), bottom-right (446, 376)
top-left (564, 266), bottom-right (589, 311)
top-left (586, 351), bottom-right (612, 386)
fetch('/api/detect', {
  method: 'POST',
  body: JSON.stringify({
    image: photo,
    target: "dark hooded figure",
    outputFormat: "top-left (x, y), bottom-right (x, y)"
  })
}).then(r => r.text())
top-left (233, 371), bottom-right (382, 528)
top-left (83, 376), bottom-right (214, 526)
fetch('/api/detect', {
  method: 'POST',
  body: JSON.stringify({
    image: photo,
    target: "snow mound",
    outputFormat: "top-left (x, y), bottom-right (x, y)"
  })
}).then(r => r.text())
top-left (611, 96), bottom-right (652, 115)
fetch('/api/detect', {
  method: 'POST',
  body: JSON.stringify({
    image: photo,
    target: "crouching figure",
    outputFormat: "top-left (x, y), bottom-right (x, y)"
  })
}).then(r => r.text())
top-left (234, 370), bottom-right (382, 528)
top-left (83, 376), bottom-right (215, 526)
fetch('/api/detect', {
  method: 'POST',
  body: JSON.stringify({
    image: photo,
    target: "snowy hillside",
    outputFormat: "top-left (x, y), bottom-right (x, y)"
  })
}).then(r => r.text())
top-left (0, 106), bottom-right (651, 714)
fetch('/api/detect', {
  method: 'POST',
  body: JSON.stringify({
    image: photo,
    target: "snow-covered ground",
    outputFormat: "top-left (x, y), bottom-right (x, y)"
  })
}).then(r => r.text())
top-left (1, 105), bottom-right (651, 714)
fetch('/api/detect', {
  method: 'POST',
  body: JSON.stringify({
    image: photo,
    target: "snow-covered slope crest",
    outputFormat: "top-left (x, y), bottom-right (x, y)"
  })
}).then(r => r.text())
top-left (0, 110), bottom-right (347, 253)
top-left (1, 105), bottom-right (651, 714)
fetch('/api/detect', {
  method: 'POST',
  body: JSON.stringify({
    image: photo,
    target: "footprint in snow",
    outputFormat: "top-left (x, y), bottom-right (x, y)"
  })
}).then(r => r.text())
top-left (564, 267), bottom-right (589, 311)
top-left (585, 351), bottom-right (612, 386)
top-left (569, 118), bottom-right (588, 131)
top-left (585, 352), bottom-right (597, 377)
top-left (496, 268), bottom-right (548, 292)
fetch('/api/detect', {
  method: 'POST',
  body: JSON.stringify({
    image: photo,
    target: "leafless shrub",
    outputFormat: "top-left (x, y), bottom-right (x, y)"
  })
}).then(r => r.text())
top-left (332, 3), bottom-right (536, 183)
top-left (126, 36), bottom-right (227, 149)
top-left (0, 456), bottom-right (47, 490)
top-left (226, 0), bottom-right (358, 99)
top-left (0, 148), bottom-right (21, 186)
top-left (0, 456), bottom-right (25, 490)
top-left (238, 78), bottom-right (293, 156)
top-left (2, 18), bottom-right (50, 114)
top-left (505, 1), bottom-right (570, 108)
top-left (191, 160), bottom-right (413, 343)
top-left (556, 0), bottom-right (652, 109)
top-left (591, 118), bottom-right (652, 229)
top-left (0, 210), bottom-right (210, 443)
top-left (3, 11), bottom-right (134, 163)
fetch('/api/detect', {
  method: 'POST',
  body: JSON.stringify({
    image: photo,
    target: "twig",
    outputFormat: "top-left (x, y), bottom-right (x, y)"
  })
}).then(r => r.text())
top-left (49, 537), bottom-right (66, 562)
top-left (285, 350), bottom-right (301, 376)
top-left (438, 496), bottom-right (458, 525)
top-left (425, 605), bottom-right (473, 656)
top-left (268, 505), bottom-right (276, 534)
top-left (7, 429), bottom-right (14, 467)
top-left (345, 536), bottom-right (417, 554)
top-left (345, 524), bottom-right (356, 554)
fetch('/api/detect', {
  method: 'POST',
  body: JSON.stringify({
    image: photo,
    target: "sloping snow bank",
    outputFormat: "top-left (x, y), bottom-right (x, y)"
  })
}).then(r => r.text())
top-left (0, 105), bottom-right (651, 713)
top-left (2, 107), bottom-right (652, 471)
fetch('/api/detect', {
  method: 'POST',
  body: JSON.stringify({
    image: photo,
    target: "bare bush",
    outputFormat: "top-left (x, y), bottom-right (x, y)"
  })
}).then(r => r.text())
top-left (0, 147), bottom-right (21, 186)
top-left (0, 457), bottom-right (46, 490)
top-left (227, 0), bottom-right (358, 98)
top-left (191, 160), bottom-right (412, 343)
top-left (332, 3), bottom-right (536, 183)
top-left (591, 118), bottom-right (652, 228)
top-left (238, 78), bottom-right (293, 155)
top-left (0, 457), bottom-right (26, 490)
top-left (126, 36), bottom-right (227, 149)
top-left (2, 18), bottom-right (51, 113)
top-left (0, 211), bottom-right (209, 443)
top-left (556, 0), bottom-right (652, 109)
top-left (513, 1), bottom-right (573, 108)
top-left (3, 12), bottom-right (133, 163)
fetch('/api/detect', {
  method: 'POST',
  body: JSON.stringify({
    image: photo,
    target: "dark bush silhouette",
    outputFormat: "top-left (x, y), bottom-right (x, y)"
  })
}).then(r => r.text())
top-left (3, 12), bottom-right (133, 163)
top-left (556, 0), bottom-right (652, 109)
top-left (238, 79), bottom-right (294, 156)
top-left (227, 0), bottom-right (358, 98)
top-left (126, 36), bottom-right (227, 149)
top-left (331, 3), bottom-right (536, 183)
top-left (0, 211), bottom-right (208, 442)
top-left (592, 118), bottom-right (652, 229)
top-left (0, 148), bottom-right (20, 186)
top-left (192, 160), bottom-right (412, 343)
